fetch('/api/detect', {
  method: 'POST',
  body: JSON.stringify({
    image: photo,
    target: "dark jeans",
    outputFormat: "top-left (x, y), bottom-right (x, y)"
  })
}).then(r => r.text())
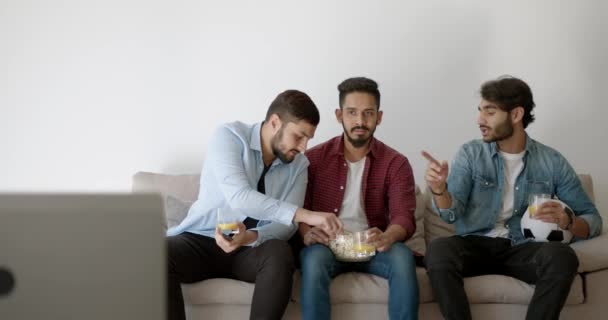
top-left (167, 232), bottom-right (295, 320)
top-left (424, 235), bottom-right (579, 320)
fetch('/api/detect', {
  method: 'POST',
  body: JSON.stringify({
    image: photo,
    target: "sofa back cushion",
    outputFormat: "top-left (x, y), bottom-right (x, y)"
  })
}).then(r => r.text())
top-left (403, 185), bottom-right (426, 254)
top-left (132, 172), bottom-right (200, 202)
top-left (132, 172), bottom-right (199, 231)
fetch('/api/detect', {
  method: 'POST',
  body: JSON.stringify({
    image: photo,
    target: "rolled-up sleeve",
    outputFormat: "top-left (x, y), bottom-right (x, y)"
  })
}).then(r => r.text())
top-left (554, 155), bottom-right (603, 239)
top-left (432, 145), bottom-right (473, 224)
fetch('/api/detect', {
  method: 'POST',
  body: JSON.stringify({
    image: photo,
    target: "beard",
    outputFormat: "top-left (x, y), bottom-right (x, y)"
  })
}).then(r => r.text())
top-left (271, 126), bottom-right (297, 164)
top-left (343, 123), bottom-right (376, 148)
top-left (481, 118), bottom-right (514, 142)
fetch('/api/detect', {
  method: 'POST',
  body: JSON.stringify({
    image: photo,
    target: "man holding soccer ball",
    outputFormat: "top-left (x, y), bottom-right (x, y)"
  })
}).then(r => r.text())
top-left (422, 76), bottom-right (602, 320)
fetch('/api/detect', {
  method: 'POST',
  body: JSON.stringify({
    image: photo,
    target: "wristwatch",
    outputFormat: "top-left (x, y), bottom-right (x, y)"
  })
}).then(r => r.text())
top-left (564, 206), bottom-right (575, 230)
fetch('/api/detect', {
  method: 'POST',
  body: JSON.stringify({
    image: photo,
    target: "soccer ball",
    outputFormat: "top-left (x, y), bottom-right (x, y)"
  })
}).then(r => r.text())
top-left (521, 199), bottom-right (573, 244)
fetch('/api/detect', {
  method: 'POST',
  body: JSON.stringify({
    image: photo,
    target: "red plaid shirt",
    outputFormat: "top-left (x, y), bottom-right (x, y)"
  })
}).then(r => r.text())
top-left (304, 135), bottom-right (416, 239)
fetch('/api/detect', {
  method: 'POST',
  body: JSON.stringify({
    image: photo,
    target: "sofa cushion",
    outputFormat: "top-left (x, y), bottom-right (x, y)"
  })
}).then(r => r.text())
top-left (571, 232), bottom-right (608, 273)
top-left (403, 185), bottom-right (426, 255)
top-left (460, 273), bottom-right (583, 305)
top-left (182, 278), bottom-right (255, 305)
top-left (289, 267), bottom-right (430, 304)
top-left (184, 268), bottom-right (584, 306)
top-left (132, 172), bottom-right (199, 230)
top-left (132, 172), bottom-right (200, 202)
top-left (315, 269), bottom-right (583, 305)
top-left (164, 195), bottom-right (193, 230)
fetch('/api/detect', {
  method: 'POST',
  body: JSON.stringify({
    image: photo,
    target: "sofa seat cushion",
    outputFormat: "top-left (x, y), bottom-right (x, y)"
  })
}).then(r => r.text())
top-left (294, 268), bottom-right (584, 305)
top-left (459, 274), bottom-right (584, 305)
top-left (182, 279), bottom-right (255, 305)
top-left (182, 268), bottom-right (584, 306)
top-left (288, 267), bottom-right (432, 304)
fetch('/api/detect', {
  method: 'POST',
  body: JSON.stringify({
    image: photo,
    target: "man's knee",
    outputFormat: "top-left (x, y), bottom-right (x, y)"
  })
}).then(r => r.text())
top-left (537, 242), bottom-right (579, 275)
top-left (300, 244), bottom-right (335, 277)
top-left (372, 243), bottom-right (417, 287)
top-left (257, 239), bottom-right (295, 271)
top-left (382, 243), bottom-right (415, 270)
top-left (167, 235), bottom-right (189, 272)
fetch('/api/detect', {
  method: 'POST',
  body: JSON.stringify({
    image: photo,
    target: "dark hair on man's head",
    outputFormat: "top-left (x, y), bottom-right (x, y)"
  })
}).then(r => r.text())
top-left (338, 77), bottom-right (381, 110)
top-left (480, 76), bottom-right (536, 128)
top-left (265, 90), bottom-right (320, 126)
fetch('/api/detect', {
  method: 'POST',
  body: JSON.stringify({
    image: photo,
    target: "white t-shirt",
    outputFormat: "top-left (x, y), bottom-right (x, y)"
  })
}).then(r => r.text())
top-left (339, 158), bottom-right (369, 232)
top-left (485, 150), bottom-right (525, 238)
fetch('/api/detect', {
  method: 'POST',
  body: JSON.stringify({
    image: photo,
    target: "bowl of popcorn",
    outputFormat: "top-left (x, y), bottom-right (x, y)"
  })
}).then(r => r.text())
top-left (329, 230), bottom-right (376, 262)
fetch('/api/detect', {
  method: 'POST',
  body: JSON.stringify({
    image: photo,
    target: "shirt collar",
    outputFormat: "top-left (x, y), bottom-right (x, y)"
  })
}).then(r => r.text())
top-left (523, 133), bottom-right (535, 155)
top-left (490, 133), bottom-right (535, 157)
top-left (489, 140), bottom-right (498, 157)
top-left (250, 122), bottom-right (263, 152)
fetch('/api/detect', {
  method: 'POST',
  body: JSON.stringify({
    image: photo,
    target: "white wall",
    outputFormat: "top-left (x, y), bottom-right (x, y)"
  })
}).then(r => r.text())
top-left (2, 0), bottom-right (607, 217)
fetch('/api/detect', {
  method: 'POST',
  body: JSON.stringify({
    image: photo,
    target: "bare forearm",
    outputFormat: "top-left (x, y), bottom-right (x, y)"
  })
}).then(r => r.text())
top-left (433, 191), bottom-right (452, 209)
top-left (293, 208), bottom-right (343, 234)
top-left (570, 216), bottom-right (590, 239)
top-left (385, 224), bottom-right (407, 243)
top-left (294, 208), bottom-right (310, 223)
top-left (243, 230), bottom-right (258, 245)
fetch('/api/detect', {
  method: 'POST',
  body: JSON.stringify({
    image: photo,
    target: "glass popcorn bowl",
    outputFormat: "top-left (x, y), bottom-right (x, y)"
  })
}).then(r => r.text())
top-left (329, 231), bottom-right (376, 262)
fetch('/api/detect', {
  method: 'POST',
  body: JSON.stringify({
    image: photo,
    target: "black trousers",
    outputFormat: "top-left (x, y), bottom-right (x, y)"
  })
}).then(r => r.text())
top-left (424, 235), bottom-right (579, 320)
top-left (167, 232), bottom-right (295, 320)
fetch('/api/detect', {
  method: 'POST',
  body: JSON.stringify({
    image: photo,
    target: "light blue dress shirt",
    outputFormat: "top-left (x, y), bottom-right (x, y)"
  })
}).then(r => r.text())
top-left (167, 121), bottom-right (307, 246)
top-left (433, 135), bottom-right (602, 244)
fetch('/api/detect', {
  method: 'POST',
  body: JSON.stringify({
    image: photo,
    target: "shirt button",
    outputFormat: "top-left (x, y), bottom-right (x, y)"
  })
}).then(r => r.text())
top-left (343, 162), bottom-right (347, 166)
top-left (340, 186), bottom-right (344, 190)
top-left (515, 187), bottom-right (519, 190)
top-left (334, 208), bottom-right (338, 213)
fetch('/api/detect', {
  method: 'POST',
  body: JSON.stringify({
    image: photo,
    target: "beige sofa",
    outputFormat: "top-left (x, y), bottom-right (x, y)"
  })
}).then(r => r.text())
top-left (133, 172), bottom-right (608, 319)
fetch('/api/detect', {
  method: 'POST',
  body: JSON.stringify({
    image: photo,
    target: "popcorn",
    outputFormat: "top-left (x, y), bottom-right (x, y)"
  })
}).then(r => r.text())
top-left (329, 233), bottom-right (375, 262)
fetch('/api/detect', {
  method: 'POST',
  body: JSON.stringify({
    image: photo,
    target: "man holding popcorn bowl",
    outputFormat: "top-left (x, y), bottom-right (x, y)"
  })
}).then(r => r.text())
top-left (297, 77), bottom-right (419, 320)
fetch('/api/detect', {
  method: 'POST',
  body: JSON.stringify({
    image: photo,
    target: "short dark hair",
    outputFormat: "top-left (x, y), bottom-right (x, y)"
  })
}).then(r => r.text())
top-left (338, 77), bottom-right (381, 110)
top-left (265, 90), bottom-right (320, 126)
top-left (480, 76), bottom-right (536, 128)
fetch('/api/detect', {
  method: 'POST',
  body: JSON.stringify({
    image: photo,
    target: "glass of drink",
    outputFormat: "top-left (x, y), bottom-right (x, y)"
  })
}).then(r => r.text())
top-left (216, 208), bottom-right (238, 235)
top-left (353, 230), bottom-right (376, 258)
top-left (528, 193), bottom-right (551, 217)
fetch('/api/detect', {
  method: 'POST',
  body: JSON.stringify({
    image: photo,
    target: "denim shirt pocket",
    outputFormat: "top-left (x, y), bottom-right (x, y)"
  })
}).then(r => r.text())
top-left (470, 174), bottom-right (497, 209)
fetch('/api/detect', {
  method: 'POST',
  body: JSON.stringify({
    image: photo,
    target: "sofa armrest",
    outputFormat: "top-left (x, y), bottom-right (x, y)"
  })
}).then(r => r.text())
top-left (571, 232), bottom-right (608, 273)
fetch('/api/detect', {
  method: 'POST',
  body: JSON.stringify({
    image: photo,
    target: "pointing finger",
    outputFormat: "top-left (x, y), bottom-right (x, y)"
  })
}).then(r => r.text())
top-left (421, 150), bottom-right (441, 166)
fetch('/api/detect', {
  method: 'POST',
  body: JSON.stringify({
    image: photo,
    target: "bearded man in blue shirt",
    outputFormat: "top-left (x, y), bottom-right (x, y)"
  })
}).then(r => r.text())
top-left (422, 76), bottom-right (602, 320)
top-left (166, 90), bottom-right (343, 320)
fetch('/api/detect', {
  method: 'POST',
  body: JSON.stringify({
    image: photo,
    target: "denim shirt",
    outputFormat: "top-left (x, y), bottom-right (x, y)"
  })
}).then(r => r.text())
top-left (167, 121), bottom-right (305, 246)
top-left (433, 135), bottom-right (602, 244)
